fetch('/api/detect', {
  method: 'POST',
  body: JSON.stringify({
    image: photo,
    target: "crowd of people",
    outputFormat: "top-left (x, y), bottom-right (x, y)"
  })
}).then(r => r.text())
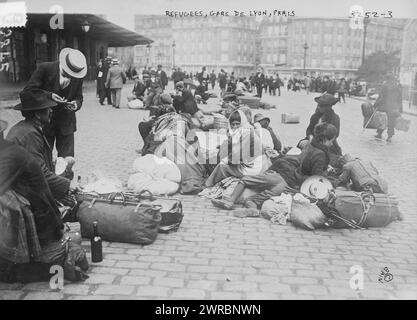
top-left (0, 46), bottom-right (404, 284)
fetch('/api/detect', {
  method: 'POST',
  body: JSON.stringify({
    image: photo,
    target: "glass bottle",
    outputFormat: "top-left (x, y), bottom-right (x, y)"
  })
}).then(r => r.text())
top-left (91, 221), bottom-right (103, 263)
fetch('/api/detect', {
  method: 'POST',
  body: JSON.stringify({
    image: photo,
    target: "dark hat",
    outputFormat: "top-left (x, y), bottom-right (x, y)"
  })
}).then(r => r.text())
top-left (254, 113), bottom-right (270, 123)
top-left (0, 119), bottom-right (8, 133)
top-left (15, 89), bottom-right (58, 111)
top-left (160, 93), bottom-right (173, 104)
top-left (175, 81), bottom-right (184, 89)
top-left (314, 93), bottom-right (339, 106)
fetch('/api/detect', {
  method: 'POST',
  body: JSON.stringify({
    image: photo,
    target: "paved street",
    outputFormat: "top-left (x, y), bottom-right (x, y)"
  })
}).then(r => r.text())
top-left (1, 82), bottom-right (417, 300)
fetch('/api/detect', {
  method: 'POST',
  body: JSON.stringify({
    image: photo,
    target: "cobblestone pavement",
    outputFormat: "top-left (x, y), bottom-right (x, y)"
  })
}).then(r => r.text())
top-left (1, 83), bottom-right (417, 300)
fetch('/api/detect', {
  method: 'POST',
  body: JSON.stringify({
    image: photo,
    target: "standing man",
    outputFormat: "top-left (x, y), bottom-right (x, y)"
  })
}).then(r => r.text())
top-left (254, 68), bottom-right (265, 98)
top-left (99, 57), bottom-right (113, 105)
top-left (106, 58), bottom-right (126, 109)
top-left (304, 74), bottom-right (311, 95)
top-left (157, 64), bottom-right (168, 91)
top-left (23, 47), bottom-right (86, 158)
top-left (218, 69), bottom-right (227, 97)
top-left (374, 73), bottom-right (403, 142)
top-left (210, 69), bottom-right (216, 90)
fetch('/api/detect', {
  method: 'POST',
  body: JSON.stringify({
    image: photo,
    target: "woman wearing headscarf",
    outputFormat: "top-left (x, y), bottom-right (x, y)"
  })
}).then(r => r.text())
top-left (204, 109), bottom-right (266, 187)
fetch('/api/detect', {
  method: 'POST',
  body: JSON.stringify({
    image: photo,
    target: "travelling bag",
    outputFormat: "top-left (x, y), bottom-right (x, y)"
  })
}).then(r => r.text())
top-left (125, 191), bottom-right (184, 233)
top-left (395, 116), bottom-right (411, 132)
top-left (77, 192), bottom-right (161, 245)
top-left (281, 113), bottom-right (300, 124)
top-left (327, 190), bottom-right (402, 229)
top-left (238, 96), bottom-right (262, 108)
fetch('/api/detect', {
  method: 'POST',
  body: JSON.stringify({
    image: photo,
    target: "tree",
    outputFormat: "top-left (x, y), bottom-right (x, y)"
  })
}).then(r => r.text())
top-left (357, 51), bottom-right (400, 83)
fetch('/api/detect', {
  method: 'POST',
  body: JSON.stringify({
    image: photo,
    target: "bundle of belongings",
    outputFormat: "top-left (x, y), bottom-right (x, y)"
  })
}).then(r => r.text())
top-left (128, 154), bottom-right (181, 195)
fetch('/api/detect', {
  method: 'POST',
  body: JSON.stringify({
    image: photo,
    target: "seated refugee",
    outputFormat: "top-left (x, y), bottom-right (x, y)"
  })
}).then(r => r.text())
top-left (194, 80), bottom-right (211, 104)
top-left (173, 81), bottom-right (205, 126)
top-left (333, 154), bottom-right (388, 193)
top-left (0, 120), bottom-right (88, 283)
top-left (6, 89), bottom-right (76, 201)
top-left (211, 152), bottom-right (301, 215)
top-left (234, 79), bottom-right (248, 96)
top-left (253, 113), bottom-right (282, 152)
top-left (205, 109), bottom-right (267, 187)
top-left (138, 94), bottom-right (176, 143)
top-left (140, 105), bottom-right (186, 156)
top-left (144, 71), bottom-right (163, 108)
top-left (128, 75), bottom-right (147, 102)
top-left (299, 94), bottom-right (342, 163)
top-left (296, 122), bottom-right (338, 184)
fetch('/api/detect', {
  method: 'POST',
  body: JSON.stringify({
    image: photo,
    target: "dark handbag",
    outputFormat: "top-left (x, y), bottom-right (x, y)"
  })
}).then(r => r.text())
top-left (125, 190), bottom-right (183, 233)
top-left (77, 192), bottom-right (161, 245)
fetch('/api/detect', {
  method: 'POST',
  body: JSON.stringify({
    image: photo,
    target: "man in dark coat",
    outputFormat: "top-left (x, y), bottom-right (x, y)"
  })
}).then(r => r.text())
top-left (6, 89), bottom-right (74, 201)
top-left (218, 69), bottom-right (227, 97)
top-left (0, 120), bottom-right (64, 247)
top-left (374, 73), bottom-right (403, 142)
top-left (23, 48), bottom-right (86, 158)
top-left (157, 64), bottom-right (168, 91)
top-left (99, 57), bottom-right (113, 105)
top-left (173, 81), bottom-right (200, 116)
top-left (210, 70), bottom-right (216, 89)
top-left (254, 68), bottom-right (265, 98)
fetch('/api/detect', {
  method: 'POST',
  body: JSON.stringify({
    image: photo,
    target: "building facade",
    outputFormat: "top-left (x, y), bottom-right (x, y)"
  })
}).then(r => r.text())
top-left (258, 16), bottom-right (292, 78)
top-left (399, 19), bottom-right (417, 110)
top-left (259, 17), bottom-right (405, 79)
top-left (134, 15), bottom-right (172, 69)
top-left (172, 16), bottom-right (258, 77)
top-left (133, 15), bottom-right (258, 77)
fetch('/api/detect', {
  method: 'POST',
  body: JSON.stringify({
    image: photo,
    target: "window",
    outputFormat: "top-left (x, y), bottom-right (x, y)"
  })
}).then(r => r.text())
top-left (221, 41), bottom-right (229, 51)
top-left (273, 53), bottom-right (278, 62)
top-left (336, 59), bottom-right (342, 68)
top-left (221, 30), bottom-right (229, 39)
top-left (312, 59), bottom-right (317, 67)
top-left (323, 59), bottom-right (331, 67)
top-left (279, 53), bottom-right (286, 63)
top-left (336, 47), bottom-right (342, 55)
top-left (221, 53), bottom-right (228, 62)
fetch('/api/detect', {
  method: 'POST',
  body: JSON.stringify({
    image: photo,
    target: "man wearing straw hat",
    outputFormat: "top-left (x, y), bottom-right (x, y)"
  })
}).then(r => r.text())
top-left (105, 58), bottom-right (127, 109)
top-left (23, 48), bottom-right (86, 159)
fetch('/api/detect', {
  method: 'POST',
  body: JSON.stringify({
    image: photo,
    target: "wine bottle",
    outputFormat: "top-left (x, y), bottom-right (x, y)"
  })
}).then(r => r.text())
top-left (91, 221), bottom-right (103, 263)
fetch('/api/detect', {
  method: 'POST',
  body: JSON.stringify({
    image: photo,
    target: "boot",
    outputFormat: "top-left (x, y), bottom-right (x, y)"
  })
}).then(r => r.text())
top-left (211, 182), bottom-right (246, 210)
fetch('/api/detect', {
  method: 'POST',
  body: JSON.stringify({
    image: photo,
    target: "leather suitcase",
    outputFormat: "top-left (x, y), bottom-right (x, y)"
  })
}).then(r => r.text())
top-left (281, 113), bottom-right (300, 124)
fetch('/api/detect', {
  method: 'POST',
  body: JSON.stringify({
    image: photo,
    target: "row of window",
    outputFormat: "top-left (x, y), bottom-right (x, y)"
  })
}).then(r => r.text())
top-left (177, 53), bottom-right (255, 63)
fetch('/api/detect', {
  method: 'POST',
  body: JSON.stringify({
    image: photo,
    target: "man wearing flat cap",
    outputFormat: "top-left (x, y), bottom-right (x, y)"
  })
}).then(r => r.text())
top-left (23, 48), bottom-right (86, 159)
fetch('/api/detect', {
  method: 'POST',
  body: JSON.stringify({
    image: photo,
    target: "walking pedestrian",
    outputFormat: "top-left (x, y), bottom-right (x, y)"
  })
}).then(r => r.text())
top-left (210, 70), bottom-right (216, 90)
top-left (106, 58), bottom-right (126, 109)
top-left (373, 73), bottom-right (403, 142)
top-left (156, 64), bottom-right (168, 91)
top-left (337, 78), bottom-right (348, 103)
top-left (254, 68), bottom-right (265, 98)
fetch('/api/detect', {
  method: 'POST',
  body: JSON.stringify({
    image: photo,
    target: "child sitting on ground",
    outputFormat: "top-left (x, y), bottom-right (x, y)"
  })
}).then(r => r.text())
top-left (253, 113), bottom-right (282, 152)
top-left (333, 154), bottom-right (388, 194)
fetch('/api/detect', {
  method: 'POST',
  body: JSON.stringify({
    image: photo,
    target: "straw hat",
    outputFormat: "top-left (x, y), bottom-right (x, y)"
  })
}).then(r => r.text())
top-left (59, 48), bottom-right (87, 79)
top-left (300, 175), bottom-right (333, 200)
